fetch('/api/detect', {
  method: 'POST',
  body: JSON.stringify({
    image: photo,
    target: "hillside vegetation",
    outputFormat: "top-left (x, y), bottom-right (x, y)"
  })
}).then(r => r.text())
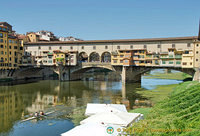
top-left (126, 81), bottom-right (200, 136)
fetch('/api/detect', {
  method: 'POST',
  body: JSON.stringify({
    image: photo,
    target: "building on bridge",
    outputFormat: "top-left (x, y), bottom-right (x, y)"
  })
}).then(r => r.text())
top-left (23, 36), bottom-right (200, 82)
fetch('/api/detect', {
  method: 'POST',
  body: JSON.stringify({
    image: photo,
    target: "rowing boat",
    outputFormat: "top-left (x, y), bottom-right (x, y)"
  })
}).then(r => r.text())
top-left (21, 111), bottom-right (55, 122)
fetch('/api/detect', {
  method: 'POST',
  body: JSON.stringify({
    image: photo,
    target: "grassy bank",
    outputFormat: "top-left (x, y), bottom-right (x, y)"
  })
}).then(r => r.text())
top-left (136, 84), bottom-right (179, 104)
top-left (144, 72), bottom-right (192, 80)
top-left (126, 81), bottom-right (200, 135)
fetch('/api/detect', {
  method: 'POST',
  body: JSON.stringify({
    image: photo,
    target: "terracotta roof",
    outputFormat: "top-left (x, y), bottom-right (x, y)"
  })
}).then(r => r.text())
top-left (17, 34), bottom-right (27, 39)
top-left (24, 36), bottom-right (197, 45)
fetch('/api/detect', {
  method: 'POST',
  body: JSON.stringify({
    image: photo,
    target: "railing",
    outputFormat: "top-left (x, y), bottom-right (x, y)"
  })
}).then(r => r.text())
top-left (81, 62), bottom-right (111, 67)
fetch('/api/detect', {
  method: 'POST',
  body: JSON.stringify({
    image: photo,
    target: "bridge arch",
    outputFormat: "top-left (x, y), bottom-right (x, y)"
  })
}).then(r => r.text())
top-left (101, 52), bottom-right (111, 62)
top-left (89, 52), bottom-right (100, 62)
top-left (79, 52), bottom-right (88, 62)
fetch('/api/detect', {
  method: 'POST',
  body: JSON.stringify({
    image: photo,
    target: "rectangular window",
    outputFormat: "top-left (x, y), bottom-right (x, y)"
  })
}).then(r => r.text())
top-left (172, 44), bottom-right (175, 48)
top-left (124, 60), bottom-right (128, 63)
top-left (157, 44), bottom-right (161, 48)
top-left (0, 33), bottom-right (3, 38)
top-left (120, 55), bottom-right (123, 58)
top-left (183, 62), bottom-right (187, 65)
top-left (59, 46), bottom-right (62, 50)
top-left (93, 46), bottom-right (96, 50)
top-left (82, 46), bottom-right (84, 49)
top-left (48, 60), bottom-right (52, 63)
top-left (185, 51), bottom-right (189, 54)
top-left (105, 46), bottom-right (108, 49)
top-left (162, 61), bottom-right (166, 64)
top-left (144, 45), bottom-right (147, 48)
top-left (49, 46), bottom-right (51, 50)
top-left (187, 43), bottom-right (191, 47)
top-left (14, 46), bottom-right (17, 49)
top-left (113, 60), bottom-right (117, 63)
top-left (38, 46), bottom-right (41, 50)
top-left (176, 61), bottom-right (181, 64)
top-left (169, 61), bottom-right (173, 64)
top-left (120, 60), bottom-right (123, 63)
top-left (1, 45), bottom-right (3, 48)
top-left (70, 46), bottom-right (73, 50)
top-left (114, 56), bottom-right (117, 58)
top-left (117, 46), bottom-right (120, 49)
top-left (0, 39), bottom-right (3, 43)
top-left (130, 45), bottom-right (133, 49)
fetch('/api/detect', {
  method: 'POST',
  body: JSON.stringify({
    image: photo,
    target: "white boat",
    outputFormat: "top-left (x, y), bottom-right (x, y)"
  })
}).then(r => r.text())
top-left (21, 111), bottom-right (55, 122)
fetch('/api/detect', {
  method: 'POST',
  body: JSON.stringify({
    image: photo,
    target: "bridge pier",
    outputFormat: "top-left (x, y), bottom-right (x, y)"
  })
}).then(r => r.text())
top-left (193, 68), bottom-right (200, 82)
top-left (121, 66), bottom-right (142, 84)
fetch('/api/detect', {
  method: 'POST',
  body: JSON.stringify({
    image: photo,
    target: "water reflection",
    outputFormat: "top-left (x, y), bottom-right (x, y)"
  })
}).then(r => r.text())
top-left (0, 77), bottom-right (182, 136)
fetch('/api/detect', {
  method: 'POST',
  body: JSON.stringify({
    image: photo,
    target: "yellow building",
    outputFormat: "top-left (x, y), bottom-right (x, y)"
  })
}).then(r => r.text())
top-left (132, 49), bottom-right (146, 66)
top-left (182, 49), bottom-right (194, 68)
top-left (0, 26), bottom-right (8, 69)
top-left (26, 32), bottom-right (39, 42)
top-left (0, 25), bottom-right (23, 69)
top-left (53, 50), bottom-right (68, 65)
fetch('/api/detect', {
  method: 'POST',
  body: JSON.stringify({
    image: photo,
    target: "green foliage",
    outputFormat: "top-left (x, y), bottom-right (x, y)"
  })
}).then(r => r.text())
top-left (144, 72), bottom-right (192, 80)
top-left (126, 81), bottom-right (200, 135)
top-left (129, 108), bottom-right (152, 117)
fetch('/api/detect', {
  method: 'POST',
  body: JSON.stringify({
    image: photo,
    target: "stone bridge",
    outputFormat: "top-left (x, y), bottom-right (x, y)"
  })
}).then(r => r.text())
top-left (2, 62), bottom-right (198, 83)
top-left (51, 62), bottom-right (198, 83)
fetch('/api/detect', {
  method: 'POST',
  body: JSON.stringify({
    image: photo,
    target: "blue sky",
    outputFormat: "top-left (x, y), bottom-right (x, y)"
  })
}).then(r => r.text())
top-left (1, 0), bottom-right (200, 40)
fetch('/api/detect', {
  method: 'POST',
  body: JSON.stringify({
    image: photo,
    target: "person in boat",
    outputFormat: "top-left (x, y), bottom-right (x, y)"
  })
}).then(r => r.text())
top-left (35, 112), bottom-right (39, 117)
top-left (40, 111), bottom-right (45, 116)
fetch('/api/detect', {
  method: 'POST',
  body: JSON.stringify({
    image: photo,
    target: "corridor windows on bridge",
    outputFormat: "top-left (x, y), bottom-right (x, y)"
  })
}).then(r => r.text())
top-left (172, 44), bottom-right (176, 48)
top-left (89, 52), bottom-right (100, 62)
top-left (130, 45), bottom-right (133, 49)
top-left (101, 52), bottom-right (111, 62)
top-left (81, 46), bottom-right (84, 50)
top-left (105, 46), bottom-right (108, 49)
top-left (144, 45), bottom-right (147, 49)
top-left (157, 44), bottom-right (161, 48)
top-left (79, 52), bottom-right (88, 62)
top-left (49, 46), bottom-right (51, 50)
top-left (93, 46), bottom-right (96, 50)
top-left (70, 46), bottom-right (73, 50)
top-left (187, 43), bottom-right (191, 47)
top-left (59, 46), bottom-right (62, 50)
top-left (117, 46), bottom-right (120, 49)
top-left (38, 46), bottom-right (41, 50)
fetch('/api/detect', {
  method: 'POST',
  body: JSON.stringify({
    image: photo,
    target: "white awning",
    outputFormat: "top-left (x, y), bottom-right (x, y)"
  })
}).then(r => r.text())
top-left (81, 111), bottom-right (142, 127)
top-left (61, 123), bottom-right (124, 136)
top-left (85, 103), bottom-right (127, 116)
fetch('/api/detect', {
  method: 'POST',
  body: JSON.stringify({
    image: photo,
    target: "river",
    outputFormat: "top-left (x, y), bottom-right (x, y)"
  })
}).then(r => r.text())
top-left (0, 73), bottom-right (183, 136)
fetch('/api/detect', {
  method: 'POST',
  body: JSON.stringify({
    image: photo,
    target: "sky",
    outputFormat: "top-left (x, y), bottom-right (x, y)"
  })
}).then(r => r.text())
top-left (1, 0), bottom-right (200, 40)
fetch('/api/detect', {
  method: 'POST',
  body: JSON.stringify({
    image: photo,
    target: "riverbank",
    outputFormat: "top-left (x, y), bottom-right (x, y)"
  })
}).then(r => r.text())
top-left (144, 71), bottom-right (192, 80)
top-left (127, 81), bottom-right (200, 135)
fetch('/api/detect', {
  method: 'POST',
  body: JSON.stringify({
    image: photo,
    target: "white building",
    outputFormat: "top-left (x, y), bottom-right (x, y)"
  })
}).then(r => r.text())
top-left (59, 36), bottom-right (82, 41)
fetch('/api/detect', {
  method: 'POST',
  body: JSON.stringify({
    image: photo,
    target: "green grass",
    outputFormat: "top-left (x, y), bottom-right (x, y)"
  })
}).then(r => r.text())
top-left (125, 81), bottom-right (200, 136)
top-left (136, 84), bottom-right (179, 104)
top-left (129, 108), bottom-right (152, 117)
top-left (144, 72), bottom-right (192, 80)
